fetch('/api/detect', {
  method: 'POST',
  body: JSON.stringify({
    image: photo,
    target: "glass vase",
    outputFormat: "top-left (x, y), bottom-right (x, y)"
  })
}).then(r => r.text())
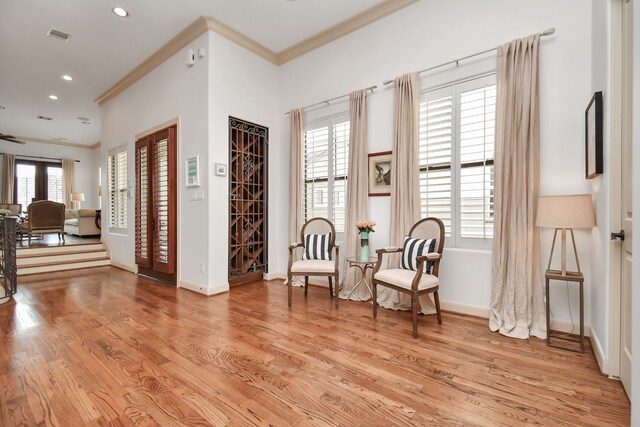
top-left (360, 231), bottom-right (369, 262)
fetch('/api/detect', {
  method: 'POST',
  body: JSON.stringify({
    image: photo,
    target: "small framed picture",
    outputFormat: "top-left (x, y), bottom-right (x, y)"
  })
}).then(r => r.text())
top-left (215, 163), bottom-right (227, 177)
top-left (368, 151), bottom-right (392, 196)
top-left (585, 91), bottom-right (603, 179)
top-left (185, 156), bottom-right (200, 187)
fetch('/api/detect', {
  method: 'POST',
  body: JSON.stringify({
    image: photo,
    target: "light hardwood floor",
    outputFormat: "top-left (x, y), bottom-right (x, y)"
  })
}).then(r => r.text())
top-left (0, 267), bottom-right (630, 426)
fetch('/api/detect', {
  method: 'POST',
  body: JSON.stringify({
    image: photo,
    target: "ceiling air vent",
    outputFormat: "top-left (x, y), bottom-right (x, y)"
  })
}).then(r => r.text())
top-left (37, 115), bottom-right (53, 121)
top-left (46, 28), bottom-right (71, 42)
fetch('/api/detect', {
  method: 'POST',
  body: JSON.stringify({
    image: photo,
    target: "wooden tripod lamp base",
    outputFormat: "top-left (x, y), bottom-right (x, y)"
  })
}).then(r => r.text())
top-left (547, 227), bottom-right (581, 276)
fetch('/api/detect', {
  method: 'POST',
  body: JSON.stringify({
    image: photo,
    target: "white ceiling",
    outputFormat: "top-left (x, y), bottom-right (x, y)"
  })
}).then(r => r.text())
top-left (0, 0), bottom-right (385, 146)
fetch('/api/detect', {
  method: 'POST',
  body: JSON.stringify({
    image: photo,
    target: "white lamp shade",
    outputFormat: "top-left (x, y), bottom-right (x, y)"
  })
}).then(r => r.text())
top-left (71, 192), bottom-right (85, 202)
top-left (536, 194), bottom-right (596, 229)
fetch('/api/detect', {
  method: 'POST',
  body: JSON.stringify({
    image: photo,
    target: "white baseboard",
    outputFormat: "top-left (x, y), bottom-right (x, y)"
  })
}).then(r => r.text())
top-left (111, 260), bottom-right (138, 274)
top-left (439, 300), bottom-right (593, 338)
top-left (179, 279), bottom-right (229, 296)
top-left (589, 327), bottom-right (609, 375)
top-left (267, 273), bottom-right (330, 287)
top-left (264, 272), bottom-right (286, 281)
top-left (550, 318), bottom-right (591, 337)
top-left (440, 300), bottom-right (489, 318)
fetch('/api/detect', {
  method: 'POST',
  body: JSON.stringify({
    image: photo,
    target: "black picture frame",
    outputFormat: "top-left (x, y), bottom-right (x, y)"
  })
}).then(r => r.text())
top-left (585, 91), bottom-right (603, 179)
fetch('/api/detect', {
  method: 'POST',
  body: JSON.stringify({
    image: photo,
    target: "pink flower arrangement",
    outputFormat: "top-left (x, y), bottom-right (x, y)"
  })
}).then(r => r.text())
top-left (355, 220), bottom-right (376, 233)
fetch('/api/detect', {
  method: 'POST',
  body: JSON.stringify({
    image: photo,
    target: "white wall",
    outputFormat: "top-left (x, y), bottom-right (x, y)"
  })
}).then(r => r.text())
top-left (277, 0), bottom-right (593, 325)
top-left (207, 31), bottom-right (280, 289)
top-left (0, 141), bottom-right (98, 208)
top-left (100, 32), bottom-right (211, 288)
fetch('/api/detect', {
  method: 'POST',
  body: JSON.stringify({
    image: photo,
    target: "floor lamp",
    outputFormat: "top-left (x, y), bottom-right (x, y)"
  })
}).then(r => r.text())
top-left (536, 194), bottom-right (596, 276)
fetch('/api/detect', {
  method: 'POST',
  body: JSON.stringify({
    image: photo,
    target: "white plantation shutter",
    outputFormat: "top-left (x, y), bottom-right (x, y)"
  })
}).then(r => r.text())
top-left (46, 166), bottom-right (64, 203)
top-left (420, 89), bottom-right (453, 236)
top-left (304, 126), bottom-right (329, 222)
top-left (303, 115), bottom-right (349, 233)
top-left (419, 74), bottom-right (496, 247)
top-left (459, 83), bottom-right (495, 239)
top-left (108, 148), bottom-right (128, 234)
top-left (332, 121), bottom-right (349, 232)
top-left (16, 163), bottom-right (36, 213)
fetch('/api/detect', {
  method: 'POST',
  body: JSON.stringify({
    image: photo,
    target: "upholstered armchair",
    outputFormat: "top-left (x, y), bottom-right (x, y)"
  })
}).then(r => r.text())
top-left (372, 217), bottom-right (445, 338)
top-left (20, 200), bottom-right (66, 244)
top-left (287, 217), bottom-right (340, 309)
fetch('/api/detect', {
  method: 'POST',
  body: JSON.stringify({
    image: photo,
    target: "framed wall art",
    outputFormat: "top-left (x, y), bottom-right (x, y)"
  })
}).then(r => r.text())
top-left (368, 151), bottom-right (392, 196)
top-left (585, 91), bottom-right (603, 179)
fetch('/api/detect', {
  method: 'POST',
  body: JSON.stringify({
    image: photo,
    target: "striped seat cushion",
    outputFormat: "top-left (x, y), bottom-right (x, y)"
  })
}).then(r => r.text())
top-left (401, 236), bottom-right (437, 273)
top-left (302, 233), bottom-right (332, 260)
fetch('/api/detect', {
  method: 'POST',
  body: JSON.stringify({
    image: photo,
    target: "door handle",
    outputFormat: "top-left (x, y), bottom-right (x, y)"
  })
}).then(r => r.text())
top-left (611, 230), bottom-right (625, 241)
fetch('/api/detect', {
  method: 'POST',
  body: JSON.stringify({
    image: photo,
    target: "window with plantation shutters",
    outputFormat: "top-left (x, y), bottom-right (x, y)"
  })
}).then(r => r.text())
top-left (419, 74), bottom-right (496, 248)
top-left (303, 115), bottom-right (349, 233)
top-left (107, 148), bottom-right (128, 234)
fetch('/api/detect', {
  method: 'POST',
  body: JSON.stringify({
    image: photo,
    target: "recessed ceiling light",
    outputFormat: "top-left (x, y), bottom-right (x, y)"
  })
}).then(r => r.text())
top-left (48, 95), bottom-right (58, 100)
top-left (77, 116), bottom-right (90, 121)
top-left (112, 7), bottom-right (129, 17)
top-left (61, 75), bottom-right (73, 81)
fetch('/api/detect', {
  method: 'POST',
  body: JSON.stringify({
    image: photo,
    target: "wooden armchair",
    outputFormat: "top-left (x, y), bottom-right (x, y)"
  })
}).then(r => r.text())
top-left (372, 217), bottom-right (445, 338)
top-left (20, 200), bottom-right (66, 244)
top-left (287, 217), bottom-right (340, 309)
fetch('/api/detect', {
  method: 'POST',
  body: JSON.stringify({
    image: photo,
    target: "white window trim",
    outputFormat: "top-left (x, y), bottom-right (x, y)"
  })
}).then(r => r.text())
top-left (107, 146), bottom-right (128, 235)
top-left (303, 112), bottom-right (350, 239)
top-left (420, 73), bottom-right (496, 250)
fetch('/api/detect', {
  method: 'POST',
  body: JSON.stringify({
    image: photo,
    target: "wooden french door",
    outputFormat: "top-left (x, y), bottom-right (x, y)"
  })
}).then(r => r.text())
top-left (228, 117), bottom-right (268, 286)
top-left (135, 126), bottom-right (177, 284)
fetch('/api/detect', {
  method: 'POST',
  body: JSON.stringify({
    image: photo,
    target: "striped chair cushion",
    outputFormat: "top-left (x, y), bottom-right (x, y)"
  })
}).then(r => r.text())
top-left (401, 236), bottom-right (437, 273)
top-left (302, 233), bottom-right (332, 260)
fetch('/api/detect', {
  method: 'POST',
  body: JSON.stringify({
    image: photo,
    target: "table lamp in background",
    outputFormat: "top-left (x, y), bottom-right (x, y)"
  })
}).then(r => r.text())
top-left (536, 194), bottom-right (596, 276)
top-left (71, 192), bottom-right (85, 210)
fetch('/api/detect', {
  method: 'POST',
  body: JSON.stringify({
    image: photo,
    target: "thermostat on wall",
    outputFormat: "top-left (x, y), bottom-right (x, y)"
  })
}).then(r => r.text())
top-left (215, 163), bottom-right (227, 177)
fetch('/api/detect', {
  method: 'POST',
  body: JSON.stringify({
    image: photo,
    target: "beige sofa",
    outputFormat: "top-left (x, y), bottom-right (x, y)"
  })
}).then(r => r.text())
top-left (65, 209), bottom-right (101, 237)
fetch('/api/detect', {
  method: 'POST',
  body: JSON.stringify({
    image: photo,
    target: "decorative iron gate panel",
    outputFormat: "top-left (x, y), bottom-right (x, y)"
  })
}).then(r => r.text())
top-left (229, 117), bottom-right (268, 285)
top-left (0, 217), bottom-right (17, 301)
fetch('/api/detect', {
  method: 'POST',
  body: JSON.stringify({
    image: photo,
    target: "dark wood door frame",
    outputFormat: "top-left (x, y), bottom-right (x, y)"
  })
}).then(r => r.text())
top-left (14, 160), bottom-right (63, 203)
top-left (135, 126), bottom-right (177, 284)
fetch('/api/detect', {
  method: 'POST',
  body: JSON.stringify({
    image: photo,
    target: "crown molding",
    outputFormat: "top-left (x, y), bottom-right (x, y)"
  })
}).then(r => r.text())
top-left (95, 16), bottom-right (210, 105)
top-left (277, 0), bottom-right (417, 65)
top-left (95, 0), bottom-right (417, 105)
top-left (203, 16), bottom-right (278, 64)
top-left (15, 135), bottom-right (96, 149)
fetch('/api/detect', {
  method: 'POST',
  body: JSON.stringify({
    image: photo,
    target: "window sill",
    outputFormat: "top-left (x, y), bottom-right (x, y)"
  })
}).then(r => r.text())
top-left (443, 246), bottom-right (492, 255)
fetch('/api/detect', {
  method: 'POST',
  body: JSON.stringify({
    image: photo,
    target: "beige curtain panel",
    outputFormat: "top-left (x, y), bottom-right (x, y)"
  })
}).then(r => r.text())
top-left (489, 34), bottom-right (546, 340)
top-left (340, 89), bottom-right (370, 301)
top-left (287, 108), bottom-right (305, 286)
top-left (376, 72), bottom-right (435, 315)
top-left (62, 159), bottom-right (75, 208)
top-left (1, 154), bottom-right (15, 204)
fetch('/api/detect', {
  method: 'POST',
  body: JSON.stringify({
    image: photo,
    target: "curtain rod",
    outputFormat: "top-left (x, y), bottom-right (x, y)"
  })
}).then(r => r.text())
top-left (382, 27), bottom-right (556, 85)
top-left (1, 153), bottom-right (80, 162)
top-left (284, 85), bottom-right (377, 116)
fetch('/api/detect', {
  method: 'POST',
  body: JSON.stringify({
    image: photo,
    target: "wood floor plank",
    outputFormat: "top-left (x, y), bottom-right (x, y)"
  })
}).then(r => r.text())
top-left (0, 267), bottom-right (630, 426)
